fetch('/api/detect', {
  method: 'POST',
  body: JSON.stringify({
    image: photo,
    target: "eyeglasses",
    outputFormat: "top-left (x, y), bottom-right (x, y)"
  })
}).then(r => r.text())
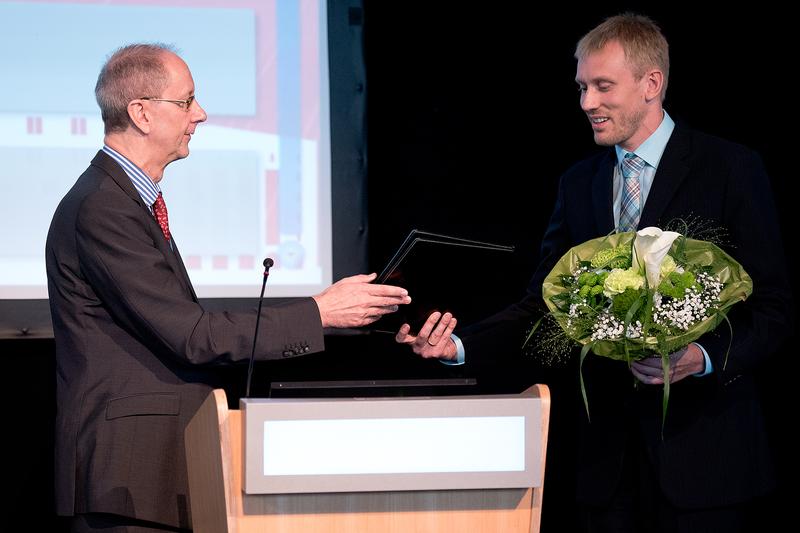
top-left (140, 95), bottom-right (195, 110)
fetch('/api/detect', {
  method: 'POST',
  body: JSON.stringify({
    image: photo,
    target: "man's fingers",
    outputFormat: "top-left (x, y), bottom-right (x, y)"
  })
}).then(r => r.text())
top-left (442, 317), bottom-right (457, 337)
top-left (394, 312), bottom-right (457, 359)
top-left (368, 284), bottom-right (410, 298)
top-left (632, 359), bottom-right (679, 383)
top-left (395, 323), bottom-right (414, 343)
top-left (372, 305), bottom-right (399, 316)
top-left (631, 361), bottom-right (663, 377)
top-left (416, 312), bottom-right (442, 341)
top-left (372, 295), bottom-right (411, 306)
top-left (337, 273), bottom-right (377, 284)
top-left (635, 357), bottom-right (665, 369)
top-left (427, 312), bottom-right (453, 344)
top-left (631, 365), bottom-right (663, 385)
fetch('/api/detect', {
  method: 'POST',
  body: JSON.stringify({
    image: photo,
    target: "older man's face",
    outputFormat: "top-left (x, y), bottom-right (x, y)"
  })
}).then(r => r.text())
top-left (146, 53), bottom-right (207, 167)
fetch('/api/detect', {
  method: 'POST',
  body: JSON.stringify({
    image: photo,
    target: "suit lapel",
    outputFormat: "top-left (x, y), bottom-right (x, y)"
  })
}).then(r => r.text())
top-left (92, 150), bottom-right (145, 207)
top-left (171, 241), bottom-right (199, 302)
top-left (151, 231), bottom-right (197, 301)
top-left (91, 151), bottom-right (197, 300)
top-left (639, 124), bottom-right (691, 228)
top-left (592, 150), bottom-right (616, 234)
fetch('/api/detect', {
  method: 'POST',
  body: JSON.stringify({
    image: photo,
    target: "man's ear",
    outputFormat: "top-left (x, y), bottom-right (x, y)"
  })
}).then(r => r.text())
top-left (127, 100), bottom-right (151, 134)
top-left (644, 69), bottom-right (664, 103)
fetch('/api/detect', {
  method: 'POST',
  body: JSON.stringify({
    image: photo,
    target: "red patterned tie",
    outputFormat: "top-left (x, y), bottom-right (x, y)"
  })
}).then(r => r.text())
top-left (152, 192), bottom-right (171, 241)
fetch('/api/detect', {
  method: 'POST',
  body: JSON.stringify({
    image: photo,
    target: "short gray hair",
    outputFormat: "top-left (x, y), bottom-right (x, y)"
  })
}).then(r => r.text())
top-left (95, 43), bottom-right (177, 134)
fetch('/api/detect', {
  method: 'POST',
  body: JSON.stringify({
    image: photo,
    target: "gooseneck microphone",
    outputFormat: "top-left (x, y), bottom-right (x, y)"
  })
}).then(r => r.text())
top-left (245, 258), bottom-right (274, 398)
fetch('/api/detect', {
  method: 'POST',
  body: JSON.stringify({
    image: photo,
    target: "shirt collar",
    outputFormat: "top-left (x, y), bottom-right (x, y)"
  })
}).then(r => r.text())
top-left (614, 110), bottom-right (675, 169)
top-left (102, 145), bottom-right (161, 208)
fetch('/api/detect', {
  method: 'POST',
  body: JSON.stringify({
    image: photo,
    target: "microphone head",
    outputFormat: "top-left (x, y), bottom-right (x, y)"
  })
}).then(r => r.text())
top-left (263, 257), bottom-right (274, 269)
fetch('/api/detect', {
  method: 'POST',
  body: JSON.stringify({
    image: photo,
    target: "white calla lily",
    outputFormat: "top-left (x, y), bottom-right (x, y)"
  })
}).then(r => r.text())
top-left (632, 227), bottom-right (682, 288)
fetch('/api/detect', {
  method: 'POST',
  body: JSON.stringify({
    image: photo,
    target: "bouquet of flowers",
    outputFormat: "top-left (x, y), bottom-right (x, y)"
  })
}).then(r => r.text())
top-left (530, 226), bottom-right (752, 423)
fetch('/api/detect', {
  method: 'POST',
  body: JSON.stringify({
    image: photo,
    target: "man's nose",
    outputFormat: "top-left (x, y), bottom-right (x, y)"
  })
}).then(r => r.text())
top-left (191, 98), bottom-right (207, 123)
top-left (580, 87), bottom-right (598, 112)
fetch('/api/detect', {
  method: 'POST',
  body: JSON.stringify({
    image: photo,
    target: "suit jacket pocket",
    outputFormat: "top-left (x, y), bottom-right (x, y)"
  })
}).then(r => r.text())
top-left (105, 392), bottom-right (180, 420)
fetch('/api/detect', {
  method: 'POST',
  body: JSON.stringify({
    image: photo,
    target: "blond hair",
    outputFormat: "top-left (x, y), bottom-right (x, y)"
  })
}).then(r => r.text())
top-left (576, 13), bottom-right (669, 100)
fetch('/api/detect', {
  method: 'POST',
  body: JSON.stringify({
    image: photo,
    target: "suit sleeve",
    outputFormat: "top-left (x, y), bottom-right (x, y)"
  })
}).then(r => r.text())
top-left (460, 174), bottom-right (572, 366)
top-left (74, 190), bottom-right (324, 365)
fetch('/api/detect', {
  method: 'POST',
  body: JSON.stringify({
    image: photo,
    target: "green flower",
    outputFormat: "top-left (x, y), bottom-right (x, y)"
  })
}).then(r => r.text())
top-left (603, 267), bottom-right (645, 297)
top-left (578, 272), bottom-right (599, 287)
top-left (612, 288), bottom-right (644, 319)
top-left (660, 254), bottom-right (677, 280)
top-left (658, 270), bottom-right (698, 299)
top-left (590, 245), bottom-right (631, 269)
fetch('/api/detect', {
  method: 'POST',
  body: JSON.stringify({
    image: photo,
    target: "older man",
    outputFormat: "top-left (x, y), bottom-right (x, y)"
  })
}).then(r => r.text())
top-left (47, 43), bottom-right (409, 532)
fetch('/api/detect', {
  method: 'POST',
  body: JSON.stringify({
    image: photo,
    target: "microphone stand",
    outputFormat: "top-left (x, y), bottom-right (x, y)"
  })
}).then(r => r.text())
top-left (245, 258), bottom-right (273, 398)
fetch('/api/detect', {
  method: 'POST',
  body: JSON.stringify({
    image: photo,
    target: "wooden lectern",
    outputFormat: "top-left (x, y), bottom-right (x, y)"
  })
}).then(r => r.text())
top-left (185, 384), bottom-right (549, 532)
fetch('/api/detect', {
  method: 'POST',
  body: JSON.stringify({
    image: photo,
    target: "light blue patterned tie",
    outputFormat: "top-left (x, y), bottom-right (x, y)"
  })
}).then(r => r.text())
top-left (619, 153), bottom-right (644, 232)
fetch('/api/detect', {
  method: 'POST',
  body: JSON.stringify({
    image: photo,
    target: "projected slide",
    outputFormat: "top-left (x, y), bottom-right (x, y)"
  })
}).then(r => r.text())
top-left (0, 0), bottom-right (332, 299)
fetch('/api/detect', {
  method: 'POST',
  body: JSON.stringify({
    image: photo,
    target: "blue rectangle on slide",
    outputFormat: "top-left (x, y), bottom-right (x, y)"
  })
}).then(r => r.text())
top-left (0, 2), bottom-right (256, 115)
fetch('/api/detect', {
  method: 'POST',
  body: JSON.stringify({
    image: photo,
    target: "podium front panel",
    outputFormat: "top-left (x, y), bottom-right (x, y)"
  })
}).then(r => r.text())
top-left (241, 393), bottom-right (543, 494)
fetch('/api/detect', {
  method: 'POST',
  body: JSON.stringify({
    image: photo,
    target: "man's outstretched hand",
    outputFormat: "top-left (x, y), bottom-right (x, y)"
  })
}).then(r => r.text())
top-left (395, 311), bottom-right (458, 360)
top-left (313, 273), bottom-right (411, 328)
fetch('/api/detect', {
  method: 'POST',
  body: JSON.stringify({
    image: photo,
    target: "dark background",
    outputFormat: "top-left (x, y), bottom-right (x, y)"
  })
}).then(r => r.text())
top-left (361, 4), bottom-right (797, 531)
top-left (4, 3), bottom-right (795, 531)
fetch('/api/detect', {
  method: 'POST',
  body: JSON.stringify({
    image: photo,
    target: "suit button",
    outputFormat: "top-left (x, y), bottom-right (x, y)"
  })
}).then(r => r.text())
top-left (303, 346), bottom-right (310, 353)
top-left (282, 350), bottom-right (292, 357)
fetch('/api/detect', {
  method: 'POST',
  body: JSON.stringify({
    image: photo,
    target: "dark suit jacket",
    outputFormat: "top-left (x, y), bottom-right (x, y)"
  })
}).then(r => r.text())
top-left (461, 123), bottom-right (791, 509)
top-left (46, 151), bottom-right (325, 528)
